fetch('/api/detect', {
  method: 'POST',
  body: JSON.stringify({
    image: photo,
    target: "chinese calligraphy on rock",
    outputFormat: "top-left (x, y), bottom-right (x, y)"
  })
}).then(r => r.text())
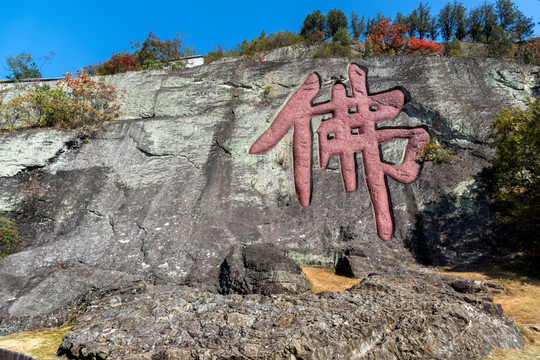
top-left (250, 64), bottom-right (430, 241)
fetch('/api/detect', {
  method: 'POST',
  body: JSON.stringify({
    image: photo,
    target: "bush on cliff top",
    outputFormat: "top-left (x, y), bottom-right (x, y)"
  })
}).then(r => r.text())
top-left (86, 32), bottom-right (196, 75)
top-left (0, 70), bottom-right (121, 130)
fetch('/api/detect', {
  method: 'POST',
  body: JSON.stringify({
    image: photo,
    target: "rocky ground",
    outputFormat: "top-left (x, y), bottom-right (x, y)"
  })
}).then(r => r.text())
top-left (57, 270), bottom-right (522, 360)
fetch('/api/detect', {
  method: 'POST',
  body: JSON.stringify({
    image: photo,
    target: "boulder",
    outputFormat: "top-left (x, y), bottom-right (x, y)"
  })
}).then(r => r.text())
top-left (218, 243), bottom-right (310, 295)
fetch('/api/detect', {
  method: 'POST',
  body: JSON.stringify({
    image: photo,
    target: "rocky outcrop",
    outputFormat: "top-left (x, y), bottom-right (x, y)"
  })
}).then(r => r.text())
top-left (218, 243), bottom-right (310, 295)
top-left (57, 271), bottom-right (522, 360)
top-left (0, 56), bottom-right (538, 357)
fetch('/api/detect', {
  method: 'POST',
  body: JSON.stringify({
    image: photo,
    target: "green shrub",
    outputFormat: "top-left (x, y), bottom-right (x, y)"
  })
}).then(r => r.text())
top-left (0, 217), bottom-right (20, 258)
top-left (364, 38), bottom-right (374, 56)
top-left (239, 30), bottom-right (305, 60)
top-left (443, 38), bottom-right (465, 57)
top-left (204, 46), bottom-right (240, 64)
top-left (333, 27), bottom-right (352, 47)
top-left (422, 137), bottom-right (461, 163)
top-left (313, 42), bottom-right (352, 58)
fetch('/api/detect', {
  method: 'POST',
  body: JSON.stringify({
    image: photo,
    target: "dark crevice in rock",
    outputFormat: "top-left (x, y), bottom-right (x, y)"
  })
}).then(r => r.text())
top-left (129, 133), bottom-right (201, 170)
top-left (20, 165), bottom-right (46, 172)
top-left (81, 204), bottom-right (115, 235)
top-left (214, 140), bottom-right (232, 156)
top-left (222, 80), bottom-right (253, 90)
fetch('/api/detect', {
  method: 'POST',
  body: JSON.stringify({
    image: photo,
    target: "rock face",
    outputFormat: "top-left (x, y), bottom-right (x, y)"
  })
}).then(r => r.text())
top-left (0, 55), bottom-right (538, 356)
top-left (57, 272), bottom-right (522, 360)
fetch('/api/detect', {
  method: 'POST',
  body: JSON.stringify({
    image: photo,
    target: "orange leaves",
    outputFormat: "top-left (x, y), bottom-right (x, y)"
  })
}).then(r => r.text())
top-left (367, 17), bottom-right (442, 56)
top-left (368, 17), bottom-right (409, 55)
top-left (407, 37), bottom-right (443, 54)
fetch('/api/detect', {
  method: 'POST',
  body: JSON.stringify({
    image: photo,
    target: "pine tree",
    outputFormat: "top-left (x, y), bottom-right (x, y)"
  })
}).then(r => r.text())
top-left (438, 2), bottom-right (455, 41)
top-left (350, 11), bottom-right (365, 41)
top-left (300, 10), bottom-right (326, 42)
top-left (326, 8), bottom-right (348, 40)
top-left (495, 0), bottom-right (517, 32)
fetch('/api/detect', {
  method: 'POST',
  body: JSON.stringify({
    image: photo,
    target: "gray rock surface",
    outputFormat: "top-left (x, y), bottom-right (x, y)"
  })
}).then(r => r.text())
top-left (57, 271), bottom-right (522, 360)
top-left (218, 243), bottom-right (310, 295)
top-left (0, 56), bottom-right (538, 357)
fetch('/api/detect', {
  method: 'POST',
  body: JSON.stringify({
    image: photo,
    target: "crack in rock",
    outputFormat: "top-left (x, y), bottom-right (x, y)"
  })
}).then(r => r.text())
top-left (129, 133), bottom-right (201, 170)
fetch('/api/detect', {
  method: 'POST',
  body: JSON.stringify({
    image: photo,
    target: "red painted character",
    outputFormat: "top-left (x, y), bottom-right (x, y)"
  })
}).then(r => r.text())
top-left (250, 64), bottom-right (429, 241)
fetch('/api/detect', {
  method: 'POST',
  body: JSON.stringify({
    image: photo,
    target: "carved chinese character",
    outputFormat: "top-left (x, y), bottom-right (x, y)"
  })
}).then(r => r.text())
top-left (250, 64), bottom-right (429, 241)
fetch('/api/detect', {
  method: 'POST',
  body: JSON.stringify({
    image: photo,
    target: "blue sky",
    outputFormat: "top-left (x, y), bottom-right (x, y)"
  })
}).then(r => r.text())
top-left (0, 0), bottom-right (538, 78)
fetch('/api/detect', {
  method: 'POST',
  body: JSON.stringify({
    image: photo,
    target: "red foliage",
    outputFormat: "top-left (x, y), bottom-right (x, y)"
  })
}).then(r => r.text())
top-left (368, 17), bottom-right (409, 55)
top-left (86, 52), bottom-right (141, 76)
top-left (407, 37), bottom-right (443, 55)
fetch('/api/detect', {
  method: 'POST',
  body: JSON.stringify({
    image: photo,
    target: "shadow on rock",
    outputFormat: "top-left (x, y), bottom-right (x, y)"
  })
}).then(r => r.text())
top-left (407, 168), bottom-right (501, 269)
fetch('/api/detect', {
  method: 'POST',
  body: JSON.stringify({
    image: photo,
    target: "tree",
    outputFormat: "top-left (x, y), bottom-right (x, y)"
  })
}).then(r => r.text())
top-left (428, 16), bottom-right (439, 40)
top-left (5, 53), bottom-right (41, 80)
top-left (468, 7), bottom-right (485, 42)
top-left (488, 25), bottom-right (516, 58)
top-left (333, 27), bottom-right (352, 46)
top-left (512, 11), bottom-right (535, 41)
top-left (453, 2), bottom-right (468, 41)
top-left (368, 17), bottom-right (409, 55)
top-left (491, 97), bottom-right (540, 252)
top-left (495, 0), bottom-right (517, 32)
top-left (350, 11), bottom-right (365, 41)
top-left (131, 31), bottom-right (195, 70)
top-left (438, 2), bottom-right (456, 41)
top-left (480, 2), bottom-right (498, 43)
top-left (408, 2), bottom-right (432, 38)
top-left (395, 11), bottom-right (408, 26)
top-left (86, 52), bottom-right (141, 76)
top-left (326, 8), bottom-right (348, 40)
top-left (300, 10), bottom-right (326, 42)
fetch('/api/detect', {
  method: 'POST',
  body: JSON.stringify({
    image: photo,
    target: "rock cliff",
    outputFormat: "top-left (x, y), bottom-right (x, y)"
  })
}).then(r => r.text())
top-left (0, 54), bottom-right (538, 358)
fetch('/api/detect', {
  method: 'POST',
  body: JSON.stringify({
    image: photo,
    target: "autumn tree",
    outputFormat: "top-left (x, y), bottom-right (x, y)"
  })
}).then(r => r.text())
top-left (365, 11), bottom-right (385, 38)
top-left (368, 17), bottom-right (409, 55)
